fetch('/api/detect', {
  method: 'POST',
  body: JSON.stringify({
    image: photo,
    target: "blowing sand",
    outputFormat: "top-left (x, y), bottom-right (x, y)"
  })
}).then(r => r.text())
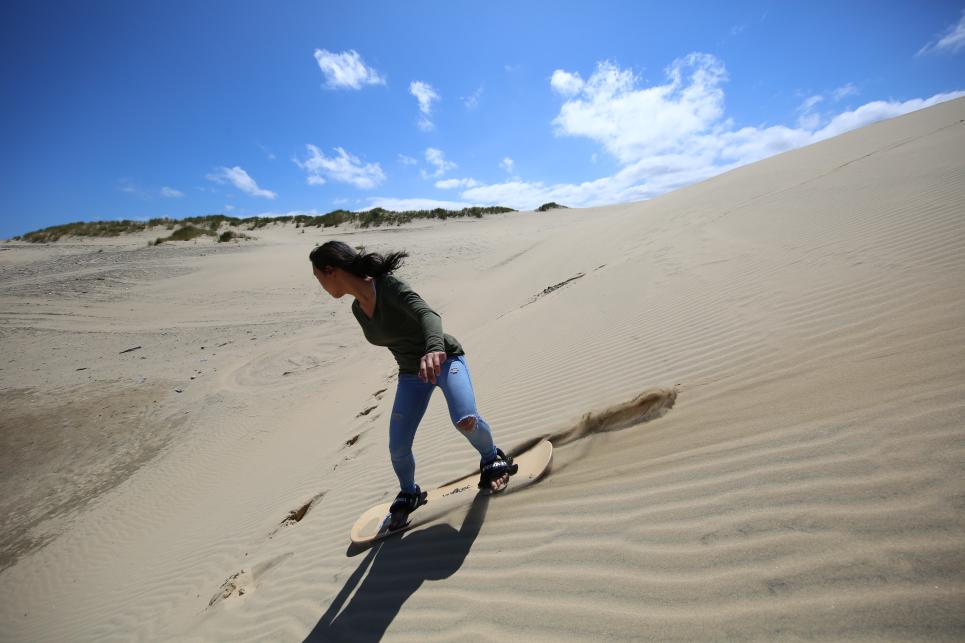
top-left (1, 97), bottom-right (964, 641)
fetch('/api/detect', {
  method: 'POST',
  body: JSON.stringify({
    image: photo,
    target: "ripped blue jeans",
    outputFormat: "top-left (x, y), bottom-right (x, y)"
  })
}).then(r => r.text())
top-left (389, 355), bottom-right (497, 493)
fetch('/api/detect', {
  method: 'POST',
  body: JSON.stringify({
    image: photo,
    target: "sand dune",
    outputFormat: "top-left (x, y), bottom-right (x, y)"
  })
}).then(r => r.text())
top-left (1, 97), bottom-right (963, 641)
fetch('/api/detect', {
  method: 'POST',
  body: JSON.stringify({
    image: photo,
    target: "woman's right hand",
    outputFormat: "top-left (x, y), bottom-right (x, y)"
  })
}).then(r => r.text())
top-left (419, 351), bottom-right (448, 384)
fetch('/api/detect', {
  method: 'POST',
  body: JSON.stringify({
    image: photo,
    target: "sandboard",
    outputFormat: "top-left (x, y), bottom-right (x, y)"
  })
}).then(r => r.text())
top-left (350, 439), bottom-right (553, 545)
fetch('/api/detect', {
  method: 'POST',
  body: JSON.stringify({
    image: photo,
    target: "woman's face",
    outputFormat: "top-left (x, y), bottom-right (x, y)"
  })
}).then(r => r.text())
top-left (313, 265), bottom-right (344, 298)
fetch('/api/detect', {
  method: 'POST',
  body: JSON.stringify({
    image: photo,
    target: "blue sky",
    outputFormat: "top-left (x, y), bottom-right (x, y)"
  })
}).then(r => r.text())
top-left (2, 1), bottom-right (964, 239)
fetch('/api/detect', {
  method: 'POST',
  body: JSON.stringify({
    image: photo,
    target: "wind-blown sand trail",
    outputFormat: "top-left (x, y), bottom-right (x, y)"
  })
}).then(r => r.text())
top-left (1, 98), bottom-right (964, 641)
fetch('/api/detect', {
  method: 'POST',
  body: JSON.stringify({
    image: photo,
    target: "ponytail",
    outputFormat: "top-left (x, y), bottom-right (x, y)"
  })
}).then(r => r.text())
top-left (351, 250), bottom-right (407, 277)
top-left (310, 240), bottom-right (407, 278)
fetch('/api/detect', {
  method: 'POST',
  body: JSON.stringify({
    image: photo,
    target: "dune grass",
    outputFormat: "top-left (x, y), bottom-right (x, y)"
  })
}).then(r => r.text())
top-left (14, 206), bottom-right (518, 243)
top-left (150, 225), bottom-right (217, 245)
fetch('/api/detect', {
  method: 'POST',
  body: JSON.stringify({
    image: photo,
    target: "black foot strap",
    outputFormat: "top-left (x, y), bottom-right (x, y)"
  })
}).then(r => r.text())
top-left (478, 449), bottom-right (518, 489)
top-left (389, 487), bottom-right (426, 516)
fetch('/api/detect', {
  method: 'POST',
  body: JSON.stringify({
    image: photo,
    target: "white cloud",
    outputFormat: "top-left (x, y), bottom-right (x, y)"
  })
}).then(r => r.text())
top-left (207, 166), bottom-right (277, 199)
top-left (224, 204), bottom-right (236, 212)
top-left (117, 179), bottom-right (148, 198)
top-left (421, 147), bottom-right (456, 178)
top-left (366, 197), bottom-right (474, 211)
top-left (160, 186), bottom-right (184, 198)
top-left (832, 83), bottom-right (859, 101)
top-left (553, 54), bottom-right (727, 165)
top-left (463, 85), bottom-right (484, 109)
top-left (294, 145), bottom-right (386, 189)
top-left (435, 178), bottom-right (480, 189)
top-left (373, 54), bottom-right (965, 215)
top-left (918, 10), bottom-right (965, 55)
top-left (499, 157), bottom-right (515, 173)
top-left (809, 92), bottom-right (965, 142)
top-left (118, 181), bottom-right (138, 194)
top-left (398, 154), bottom-right (418, 165)
top-left (456, 154), bottom-right (750, 212)
top-left (313, 49), bottom-right (385, 89)
top-left (796, 95), bottom-right (824, 129)
top-left (410, 81), bottom-right (440, 131)
top-left (435, 56), bottom-right (965, 212)
top-left (550, 69), bottom-right (584, 96)
top-left (798, 95), bottom-right (823, 112)
top-left (553, 53), bottom-right (965, 172)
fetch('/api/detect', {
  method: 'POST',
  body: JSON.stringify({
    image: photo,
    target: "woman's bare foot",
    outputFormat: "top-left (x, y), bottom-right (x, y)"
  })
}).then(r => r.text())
top-left (490, 472), bottom-right (509, 492)
top-left (480, 449), bottom-right (516, 492)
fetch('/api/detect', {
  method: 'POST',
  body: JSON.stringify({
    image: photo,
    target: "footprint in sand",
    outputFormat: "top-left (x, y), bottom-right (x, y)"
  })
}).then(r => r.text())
top-left (269, 491), bottom-right (327, 537)
top-left (207, 552), bottom-right (293, 608)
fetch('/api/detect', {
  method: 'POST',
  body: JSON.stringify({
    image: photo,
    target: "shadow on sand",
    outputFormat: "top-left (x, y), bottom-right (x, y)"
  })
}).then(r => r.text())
top-left (305, 493), bottom-right (489, 642)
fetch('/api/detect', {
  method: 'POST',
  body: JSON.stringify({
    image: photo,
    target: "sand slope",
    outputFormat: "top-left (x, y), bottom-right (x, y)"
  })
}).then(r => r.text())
top-left (1, 97), bottom-right (963, 641)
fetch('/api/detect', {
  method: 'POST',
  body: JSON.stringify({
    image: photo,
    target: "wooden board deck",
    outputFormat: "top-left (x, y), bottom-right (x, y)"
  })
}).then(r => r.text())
top-left (350, 439), bottom-right (553, 545)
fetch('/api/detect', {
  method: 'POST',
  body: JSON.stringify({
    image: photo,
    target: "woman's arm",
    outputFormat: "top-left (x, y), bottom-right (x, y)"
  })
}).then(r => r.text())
top-left (388, 278), bottom-right (448, 383)
top-left (390, 279), bottom-right (447, 354)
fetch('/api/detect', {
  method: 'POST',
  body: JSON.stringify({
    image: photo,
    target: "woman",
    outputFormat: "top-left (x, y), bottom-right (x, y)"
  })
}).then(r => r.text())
top-left (310, 241), bottom-right (515, 528)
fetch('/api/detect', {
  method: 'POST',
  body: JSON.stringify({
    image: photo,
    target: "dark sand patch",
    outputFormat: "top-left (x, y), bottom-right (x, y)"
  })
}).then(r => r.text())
top-left (0, 382), bottom-right (185, 571)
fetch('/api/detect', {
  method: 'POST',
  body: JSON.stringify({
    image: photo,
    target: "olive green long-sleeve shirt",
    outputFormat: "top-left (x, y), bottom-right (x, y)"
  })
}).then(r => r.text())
top-left (351, 274), bottom-right (464, 374)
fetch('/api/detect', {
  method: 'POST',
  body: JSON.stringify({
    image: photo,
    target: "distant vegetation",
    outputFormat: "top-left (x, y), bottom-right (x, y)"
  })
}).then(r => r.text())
top-left (217, 230), bottom-right (253, 243)
top-left (152, 225), bottom-right (213, 245)
top-left (537, 202), bottom-right (568, 212)
top-left (13, 206), bottom-right (518, 243)
top-left (287, 205), bottom-right (515, 229)
top-left (14, 219), bottom-right (162, 243)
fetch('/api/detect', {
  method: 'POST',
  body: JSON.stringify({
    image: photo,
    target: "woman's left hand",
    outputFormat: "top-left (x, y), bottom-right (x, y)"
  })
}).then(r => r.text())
top-left (419, 351), bottom-right (448, 384)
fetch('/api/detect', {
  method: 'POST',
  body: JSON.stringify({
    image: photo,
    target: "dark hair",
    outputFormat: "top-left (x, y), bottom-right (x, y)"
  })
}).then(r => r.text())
top-left (309, 240), bottom-right (407, 278)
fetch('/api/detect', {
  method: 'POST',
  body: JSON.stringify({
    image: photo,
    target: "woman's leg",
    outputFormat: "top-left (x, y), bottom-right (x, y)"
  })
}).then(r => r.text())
top-left (437, 356), bottom-right (498, 463)
top-left (388, 373), bottom-right (434, 493)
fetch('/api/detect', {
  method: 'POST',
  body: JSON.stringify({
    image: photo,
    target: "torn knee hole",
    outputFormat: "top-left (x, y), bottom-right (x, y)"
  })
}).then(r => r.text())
top-left (456, 416), bottom-right (477, 433)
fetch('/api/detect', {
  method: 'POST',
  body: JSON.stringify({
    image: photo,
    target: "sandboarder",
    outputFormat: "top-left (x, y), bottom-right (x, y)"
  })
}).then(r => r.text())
top-left (310, 241), bottom-right (516, 529)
